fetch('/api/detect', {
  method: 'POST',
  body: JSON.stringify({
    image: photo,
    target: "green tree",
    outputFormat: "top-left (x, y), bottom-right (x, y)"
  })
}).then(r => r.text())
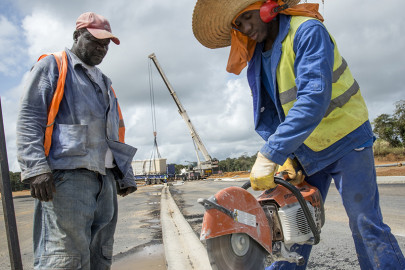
top-left (373, 100), bottom-right (405, 147)
top-left (174, 164), bottom-right (186, 174)
top-left (217, 154), bottom-right (256, 172)
top-left (8, 171), bottom-right (28, 191)
top-left (393, 100), bottom-right (405, 144)
top-left (373, 113), bottom-right (402, 147)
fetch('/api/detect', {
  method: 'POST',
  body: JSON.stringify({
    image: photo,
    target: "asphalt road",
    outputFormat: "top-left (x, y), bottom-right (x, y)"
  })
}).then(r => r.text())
top-left (1, 180), bottom-right (404, 270)
top-left (169, 179), bottom-right (405, 270)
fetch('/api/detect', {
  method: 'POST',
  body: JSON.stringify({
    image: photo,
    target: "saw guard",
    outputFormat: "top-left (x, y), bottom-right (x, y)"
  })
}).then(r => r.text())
top-left (200, 186), bottom-right (272, 254)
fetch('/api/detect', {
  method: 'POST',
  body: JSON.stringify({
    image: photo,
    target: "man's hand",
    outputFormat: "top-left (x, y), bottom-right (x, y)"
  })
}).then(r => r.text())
top-left (29, 173), bottom-right (56, 202)
top-left (250, 152), bottom-right (278, 190)
top-left (117, 186), bottom-right (137, 197)
top-left (279, 158), bottom-right (305, 186)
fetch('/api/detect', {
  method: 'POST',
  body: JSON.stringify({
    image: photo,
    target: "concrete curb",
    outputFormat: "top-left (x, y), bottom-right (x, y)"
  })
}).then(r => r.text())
top-left (160, 184), bottom-right (212, 270)
top-left (376, 176), bottom-right (405, 184)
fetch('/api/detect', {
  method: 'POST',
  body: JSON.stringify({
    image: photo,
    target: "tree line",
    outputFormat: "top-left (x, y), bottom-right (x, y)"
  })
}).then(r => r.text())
top-left (217, 154), bottom-right (256, 172)
top-left (174, 154), bottom-right (257, 175)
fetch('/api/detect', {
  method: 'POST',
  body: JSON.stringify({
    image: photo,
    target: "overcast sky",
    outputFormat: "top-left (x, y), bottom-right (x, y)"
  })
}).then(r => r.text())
top-left (1, 0), bottom-right (404, 172)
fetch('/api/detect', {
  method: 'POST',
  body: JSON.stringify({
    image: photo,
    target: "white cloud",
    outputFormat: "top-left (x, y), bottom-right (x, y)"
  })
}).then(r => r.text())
top-left (320, 0), bottom-right (405, 121)
top-left (1, 0), bottom-right (405, 172)
top-left (22, 10), bottom-right (73, 61)
top-left (1, 72), bottom-right (29, 172)
top-left (126, 77), bottom-right (262, 164)
top-left (0, 15), bottom-right (28, 76)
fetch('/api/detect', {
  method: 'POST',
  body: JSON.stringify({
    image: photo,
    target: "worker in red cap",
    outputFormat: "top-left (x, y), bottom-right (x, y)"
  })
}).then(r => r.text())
top-left (16, 12), bottom-right (137, 269)
top-left (193, 0), bottom-right (405, 269)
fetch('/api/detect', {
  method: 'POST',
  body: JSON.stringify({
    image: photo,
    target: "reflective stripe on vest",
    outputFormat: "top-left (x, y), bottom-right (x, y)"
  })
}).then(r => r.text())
top-left (110, 86), bottom-right (126, 143)
top-left (37, 51), bottom-right (126, 156)
top-left (277, 16), bottom-right (368, 152)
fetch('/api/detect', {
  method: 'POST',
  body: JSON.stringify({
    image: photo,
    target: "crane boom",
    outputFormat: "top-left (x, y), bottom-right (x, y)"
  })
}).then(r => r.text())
top-left (148, 53), bottom-right (212, 163)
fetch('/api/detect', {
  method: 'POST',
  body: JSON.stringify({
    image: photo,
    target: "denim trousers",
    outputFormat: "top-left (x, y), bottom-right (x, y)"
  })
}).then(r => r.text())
top-left (267, 147), bottom-right (405, 270)
top-left (33, 169), bottom-right (118, 270)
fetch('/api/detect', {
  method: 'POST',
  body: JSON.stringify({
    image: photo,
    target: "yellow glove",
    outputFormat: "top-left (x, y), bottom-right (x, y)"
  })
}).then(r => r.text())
top-left (250, 152), bottom-right (279, 190)
top-left (278, 158), bottom-right (305, 186)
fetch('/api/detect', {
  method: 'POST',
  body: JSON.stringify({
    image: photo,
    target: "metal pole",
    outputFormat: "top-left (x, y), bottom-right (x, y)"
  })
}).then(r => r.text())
top-left (0, 97), bottom-right (23, 270)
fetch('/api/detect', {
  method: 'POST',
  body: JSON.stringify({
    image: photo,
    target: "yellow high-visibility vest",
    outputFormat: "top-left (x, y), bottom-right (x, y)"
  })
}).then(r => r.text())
top-left (277, 16), bottom-right (369, 151)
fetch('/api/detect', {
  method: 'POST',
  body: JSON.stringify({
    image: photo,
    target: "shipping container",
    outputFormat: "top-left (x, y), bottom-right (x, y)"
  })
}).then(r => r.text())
top-left (132, 158), bottom-right (167, 175)
top-left (166, 163), bottom-right (176, 176)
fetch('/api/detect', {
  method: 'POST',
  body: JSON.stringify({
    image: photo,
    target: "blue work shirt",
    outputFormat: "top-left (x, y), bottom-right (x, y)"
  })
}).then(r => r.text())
top-left (261, 48), bottom-right (275, 103)
top-left (247, 15), bottom-right (373, 175)
top-left (16, 48), bottom-right (137, 189)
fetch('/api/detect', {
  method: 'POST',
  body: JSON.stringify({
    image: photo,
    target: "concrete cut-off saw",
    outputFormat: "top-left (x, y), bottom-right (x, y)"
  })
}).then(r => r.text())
top-left (198, 176), bottom-right (325, 270)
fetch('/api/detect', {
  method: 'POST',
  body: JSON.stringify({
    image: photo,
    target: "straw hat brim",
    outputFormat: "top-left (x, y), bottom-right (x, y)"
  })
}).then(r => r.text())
top-left (192, 0), bottom-right (265, 49)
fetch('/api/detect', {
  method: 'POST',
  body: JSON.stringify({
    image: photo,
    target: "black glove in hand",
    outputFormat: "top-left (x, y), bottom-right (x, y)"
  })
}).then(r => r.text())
top-left (29, 173), bottom-right (56, 202)
top-left (117, 186), bottom-right (137, 197)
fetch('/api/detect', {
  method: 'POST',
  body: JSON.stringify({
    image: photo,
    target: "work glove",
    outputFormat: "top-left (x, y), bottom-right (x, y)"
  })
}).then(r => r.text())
top-left (116, 185), bottom-right (137, 197)
top-left (278, 158), bottom-right (305, 186)
top-left (250, 152), bottom-right (279, 190)
top-left (28, 172), bottom-right (56, 202)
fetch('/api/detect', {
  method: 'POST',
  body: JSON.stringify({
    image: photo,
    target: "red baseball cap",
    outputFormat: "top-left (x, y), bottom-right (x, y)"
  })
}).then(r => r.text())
top-left (76, 12), bottom-right (120, 45)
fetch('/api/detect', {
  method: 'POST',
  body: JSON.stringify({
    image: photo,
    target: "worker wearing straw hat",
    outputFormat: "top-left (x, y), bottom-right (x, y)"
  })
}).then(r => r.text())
top-left (193, 0), bottom-right (405, 269)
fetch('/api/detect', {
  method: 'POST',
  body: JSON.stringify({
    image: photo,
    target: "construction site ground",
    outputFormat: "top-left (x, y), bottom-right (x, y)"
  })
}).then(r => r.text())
top-left (2, 155), bottom-right (404, 269)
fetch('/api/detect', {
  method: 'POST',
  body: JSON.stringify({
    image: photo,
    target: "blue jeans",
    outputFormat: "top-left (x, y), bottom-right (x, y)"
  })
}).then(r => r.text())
top-left (267, 147), bottom-right (405, 269)
top-left (33, 169), bottom-right (118, 270)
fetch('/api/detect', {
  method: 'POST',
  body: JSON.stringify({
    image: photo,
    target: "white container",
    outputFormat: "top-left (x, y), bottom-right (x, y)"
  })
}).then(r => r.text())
top-left (132, 158), bottom-right (167, 175)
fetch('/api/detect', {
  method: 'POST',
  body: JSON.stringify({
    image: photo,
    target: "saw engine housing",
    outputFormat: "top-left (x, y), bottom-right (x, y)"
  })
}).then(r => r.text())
top-left (199, 179), bottom-right (324, 268)
top-left (258, 181), bottom-right (325, 246)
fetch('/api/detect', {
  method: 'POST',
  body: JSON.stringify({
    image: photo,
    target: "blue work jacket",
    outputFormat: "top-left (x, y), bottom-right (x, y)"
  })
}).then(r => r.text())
top-left (247, 15), bottom-right (373, 176)
top-left (16, 49), bottom-right (137, 189)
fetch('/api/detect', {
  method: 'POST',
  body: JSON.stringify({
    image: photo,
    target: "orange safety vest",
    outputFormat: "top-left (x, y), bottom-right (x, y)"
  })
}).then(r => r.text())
top-left (37, 51), bottom-right (126, 156)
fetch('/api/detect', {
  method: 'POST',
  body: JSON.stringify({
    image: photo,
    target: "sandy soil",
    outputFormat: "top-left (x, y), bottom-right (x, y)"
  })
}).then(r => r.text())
top-left (374, 161), bottom-right (405, 176)
top-left (8, 190), bottom-right (31, 198)
top-left (374, 153), bottom-right (405, 176)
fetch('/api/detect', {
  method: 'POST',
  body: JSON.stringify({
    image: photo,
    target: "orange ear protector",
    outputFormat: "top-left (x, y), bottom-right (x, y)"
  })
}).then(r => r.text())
top-left (260, 0), bottom-right (289, 23)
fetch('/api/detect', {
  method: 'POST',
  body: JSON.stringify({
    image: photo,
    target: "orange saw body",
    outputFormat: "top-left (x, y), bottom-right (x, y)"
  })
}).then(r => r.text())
top-left (198, 177), bottom-right (324, 269)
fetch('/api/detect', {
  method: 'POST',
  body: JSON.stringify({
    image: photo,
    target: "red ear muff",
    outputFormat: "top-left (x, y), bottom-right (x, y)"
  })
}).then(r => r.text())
top-left (260, 0), bottom-right (280, 23)
top-left (260, 1), bottom-right (289, 23)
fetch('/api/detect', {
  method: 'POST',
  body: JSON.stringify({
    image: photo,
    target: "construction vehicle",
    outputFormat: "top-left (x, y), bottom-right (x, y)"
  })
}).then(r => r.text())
top-left (148, 53), bottom-right (218, 178)
top-left (132, 158), bottom-right (168, 185)
top-left (198, 176), bottom-right (324, 269)
top-left (132, 159), bottom-right (176, 185)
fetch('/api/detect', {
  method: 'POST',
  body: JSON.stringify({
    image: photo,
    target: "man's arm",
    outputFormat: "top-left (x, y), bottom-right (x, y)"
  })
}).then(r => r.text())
top-left (115, 166), bottom-right (137, 196)
top-left (260, 20), bottom-right (335, 164)
top-left (16, 56), bottom-right (59, 181)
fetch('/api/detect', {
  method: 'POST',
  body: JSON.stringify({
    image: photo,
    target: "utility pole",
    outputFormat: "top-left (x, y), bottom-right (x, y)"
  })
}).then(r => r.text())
top-left (0, 97), bottom-right (23, 270)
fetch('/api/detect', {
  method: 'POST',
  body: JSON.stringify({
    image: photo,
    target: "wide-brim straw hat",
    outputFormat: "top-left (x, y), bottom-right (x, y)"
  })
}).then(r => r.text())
top-left (192, 0), bottom-right (300, 49)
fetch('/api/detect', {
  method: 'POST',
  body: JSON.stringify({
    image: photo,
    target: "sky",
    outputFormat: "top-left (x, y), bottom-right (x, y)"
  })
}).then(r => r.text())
top-left (0, 0), bottom-right (404, 172)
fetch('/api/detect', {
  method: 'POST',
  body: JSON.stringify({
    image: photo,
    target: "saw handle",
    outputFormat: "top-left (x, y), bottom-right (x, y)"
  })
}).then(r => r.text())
top-left (198, 197), bottom-right (236, 219)
top-left (241, 177), bottom-right (320, 245)
top-left (241, 181), bottom-right (252, 190)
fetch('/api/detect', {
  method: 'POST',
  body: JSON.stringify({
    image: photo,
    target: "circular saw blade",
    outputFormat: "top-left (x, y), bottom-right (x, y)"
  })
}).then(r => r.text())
top-left (206, 233), bottom-right (267, 270)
